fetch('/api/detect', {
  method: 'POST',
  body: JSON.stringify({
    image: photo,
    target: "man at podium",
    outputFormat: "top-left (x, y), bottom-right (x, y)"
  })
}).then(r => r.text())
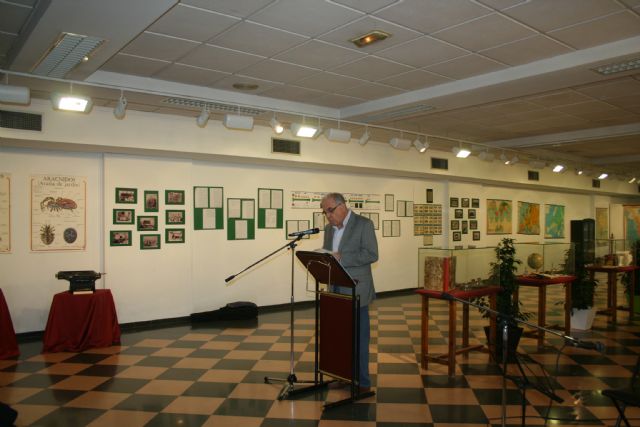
top-left (320, 192), bottom-right (379, 391)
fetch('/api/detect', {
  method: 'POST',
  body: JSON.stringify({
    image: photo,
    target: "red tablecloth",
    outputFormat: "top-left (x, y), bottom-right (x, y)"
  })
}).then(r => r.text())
top-left (0, 289), bottom-right (19, 359)
top-left (43, 289), bottom-right (121, 353)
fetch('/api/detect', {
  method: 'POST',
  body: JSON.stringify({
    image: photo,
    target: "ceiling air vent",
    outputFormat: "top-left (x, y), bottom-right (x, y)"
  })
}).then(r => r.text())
top-left (592, 179), bottom-right (601, 188)
top-left (431, 157), bottom-right (448, 170)
top-left (272, 138), bottom-right (300, 155)
top-left (528, 170), bottom-right (539, 181)
top-left (0, 110), bottom-right (42, 131)
top-left (162, 97), bottom-right (264, 116)
top-left (33, 33), bottom-right (104, 78)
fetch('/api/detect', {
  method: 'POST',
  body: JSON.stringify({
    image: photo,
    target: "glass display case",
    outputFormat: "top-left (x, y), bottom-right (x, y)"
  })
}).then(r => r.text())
top-left (594, 238), bottom-right (634, 266)
top-left (418, 247), bottom-right (498, 291)
top-left (513, 242), bottom-right (575, 275)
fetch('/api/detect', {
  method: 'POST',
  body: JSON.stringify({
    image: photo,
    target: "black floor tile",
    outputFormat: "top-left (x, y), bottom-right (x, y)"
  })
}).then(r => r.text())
top-left (21, 389), bottom-right (85, 405)
top-left (376, 387), bottom-right (427, 404)
top-left (113, 394), bottom-right (176, 412)
top-left (261, 418), bottom-right (319, 427)
top-left (534, 404), bottom-right (601, 425)
top-left (63, 353), bottom-right (112, 364)
top-left (377, 345), bottom-right (414, 353)
top-left (156, 367), bottom-right (207, 381)
top-left (213, 398), bottom-right (274, 417)
top-left (378, 363), bottom-right (420, 375)
top-left (145, 412), bottom-right (210, 427)
top-left (189, 349), bottom-right (230, 358)
top-left (421, 375), bottom-right (469, 388)
top-left (9, 373), bottom-right (68, 387)
top-left (213, 359), bottom-right (257, 370)
top-left (119, 346), bottom-right (158, 355)
top-left (320, 402), bottom-right (376, 421)
top-left (236, 342), bottom-right (273, 351)
top-left (78, 364), bottom-right (128, 377)
top-left (429, 404), bottom-right (488, 424)
top-left (264, 351), bottom-right (301, 360)
top-left (183, 381), bottom-right (237, 397)
top-left (473, 388), bottom-right (526, 405)
top-left (135, 356), bottom-right (181, 367)
top-left (93, 377), bottom-right (149, 393)
top-left (212, 335), bottom-right (248, 342)
top-left (31, 406), bottom-right (105, 427)
top-left (1, 361), bottom-right (52, 373)
top-left (167, 340), bottom-right (204, 348)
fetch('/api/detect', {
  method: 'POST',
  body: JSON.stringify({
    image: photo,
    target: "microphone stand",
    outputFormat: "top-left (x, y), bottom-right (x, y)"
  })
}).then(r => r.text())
top-left (440, 291), bottom-right (603, 427)
top-left (225, 234), bottom-right (317, 400)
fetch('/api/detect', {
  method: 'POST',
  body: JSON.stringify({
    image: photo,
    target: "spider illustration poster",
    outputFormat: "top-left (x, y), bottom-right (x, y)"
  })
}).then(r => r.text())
top-left (31, 175), bottom-right (86, 251)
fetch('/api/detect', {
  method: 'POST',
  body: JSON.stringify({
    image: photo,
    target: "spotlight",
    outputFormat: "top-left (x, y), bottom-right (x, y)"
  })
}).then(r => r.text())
top-left (509, 155), bottom-right (519, 165)
top-left (0, 84), bottom-right (30, 104)
top-left (51, 93), bottom-right (93, 112)
top-left (291, 122), bottom-right (321, 138)
top-left (270, 117), bottom-right (284, 134)
top-left (628, 177), bottom-right (637, 184)
top-left (598, 173), bottom-right (608, 180)
top-left (552, 164), bottom-right (565, 173)
top-left (358, 129), bottom-right (370, 146)
top-left (478, 151), bottom-right (495, 162)
top-left (113, 92), bottom-right (127, 120)
top-left (196, 106), bottom-right (209, 128)
top-left (223, 114), bottom-right (254, 130)
top-left (452, 147), bottom-right (470, 158)
top-left (325, 128), bottom-right (351, 143)
top-left (575, 169), bottom-right (584, 176)
top-left (389, 137), bottom-right (412, 150)
top-left (412, 137), bottom-right (428, 153)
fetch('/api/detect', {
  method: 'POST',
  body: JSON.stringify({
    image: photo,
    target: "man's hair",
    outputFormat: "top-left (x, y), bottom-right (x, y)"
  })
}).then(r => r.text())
top-left (322, 192), bottom-right (346, 205)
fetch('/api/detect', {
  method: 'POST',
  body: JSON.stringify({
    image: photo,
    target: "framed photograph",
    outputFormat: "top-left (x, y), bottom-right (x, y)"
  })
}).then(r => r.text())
top-left (426, 189), bottom-right (433, 204)
top-left (140, 234), bottom-right (161, 250)
top-left (454, 208), bottom-right (463, 219)
top-left (453, 231), bottom-right (461, 241)
top-left (462, 220), bottom-right (468, 234)
top-left (110, 230), bottom-right (132, 246)
top-left (137, 215), bottom-right (158, 231)
top-left (385, 194), bottom-right (395, 212)
top-left (473, 231), bottom-right (481, 241)
top-left (144, 191), bottom-right (159, 212)
top-left (461, 198), bottom-right (470, 208)
top-left (166, 210), bottom-right (185, 225)
top-left (468, 209), bottom-right (476, 219)
top-left (470, 220), bottom-right (478, 230)
top-left (113, 209), bottom-right (134, 225)
top-left (451, 220), bottom-right (460, 230)
top-left (472, 198), bottom-right (480, 208)
top-left (165, 228), bottom-right (185, 243)
top-left (450, 197), bottom-right (459, 208)
top-left (165, 189), bottom-right (185, 205)
top-left (115, 187), bottom-right (137, 204)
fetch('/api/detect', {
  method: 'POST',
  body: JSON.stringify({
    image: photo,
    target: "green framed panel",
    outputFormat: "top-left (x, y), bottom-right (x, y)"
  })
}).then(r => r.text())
top-left (137, 215), bottom-right (158, 231)
top-left (115, 187), bottom-right (137, 204)
top-left (166, 209), bottom-right (185, 225)
top-left (286, 219), bottom-right (310, 240)
top-left (110, 230), bottom-right (132, 246)
top-left (144, 190), bottom-right (159, 212)
top-left (165, 228), bottom-right (185, 243)
top-left (227, 198), bottom-right (255, 240)
top-left (193, 186), bottom-right (223, 230)
top-left (165, 189), bottom-right (185, 205)
top-left (113, 208), bottom-right (134, 225)
top-left (140, 234), bottom-right (161, 250)
top-left (257, 188), bottom-right (283, 229)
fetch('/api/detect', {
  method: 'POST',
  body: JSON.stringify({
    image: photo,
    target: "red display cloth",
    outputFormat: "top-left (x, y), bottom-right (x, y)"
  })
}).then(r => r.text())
top-left (416, 286), bottom-right (502, 300)
top-left (43, 289), bottom-right (121, 353)
top-left (0, 289), bottom-right (19, 359)
top-left (516, 274), bottom-right (576, 286)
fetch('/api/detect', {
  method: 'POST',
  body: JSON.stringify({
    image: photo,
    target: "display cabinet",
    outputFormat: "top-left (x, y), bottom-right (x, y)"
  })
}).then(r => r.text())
top-left (418, 246), bottom-right (498, 291)
top-left (513, 242), bottom-right (574, 275)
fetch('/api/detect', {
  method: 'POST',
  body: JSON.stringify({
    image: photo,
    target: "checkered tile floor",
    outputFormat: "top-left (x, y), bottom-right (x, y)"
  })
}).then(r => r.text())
top-left (1, 281), bottom-right (639, 426)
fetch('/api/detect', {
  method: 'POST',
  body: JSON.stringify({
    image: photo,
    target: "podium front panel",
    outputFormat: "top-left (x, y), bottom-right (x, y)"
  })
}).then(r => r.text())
top-left (319, 292), bottom-right (353, 381)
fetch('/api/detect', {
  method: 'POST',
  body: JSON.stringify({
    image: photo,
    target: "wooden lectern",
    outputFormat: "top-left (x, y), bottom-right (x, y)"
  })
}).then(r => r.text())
top-left (296, 250), bottom-right (375, 408)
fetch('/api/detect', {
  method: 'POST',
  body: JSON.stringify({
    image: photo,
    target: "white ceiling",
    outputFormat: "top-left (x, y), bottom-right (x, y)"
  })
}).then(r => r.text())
top-left (1, 0), bottom-right (640, 179)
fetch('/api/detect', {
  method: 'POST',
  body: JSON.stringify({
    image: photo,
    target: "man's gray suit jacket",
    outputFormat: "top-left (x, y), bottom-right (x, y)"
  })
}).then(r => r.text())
top-left (323, 211), bottom-right (378, 306)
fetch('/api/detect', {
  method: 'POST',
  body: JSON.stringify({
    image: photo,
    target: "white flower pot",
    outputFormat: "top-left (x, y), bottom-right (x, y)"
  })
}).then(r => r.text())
top-left (571, 307), bottom-right (596, 331)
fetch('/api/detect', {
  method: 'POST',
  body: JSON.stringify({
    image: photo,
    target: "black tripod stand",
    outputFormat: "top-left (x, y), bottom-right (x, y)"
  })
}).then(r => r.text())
top-left (225, 235), bottom-right (317, 400)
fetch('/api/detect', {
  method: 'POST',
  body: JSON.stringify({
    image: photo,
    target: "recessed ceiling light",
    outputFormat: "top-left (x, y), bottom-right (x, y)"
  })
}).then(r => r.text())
top-left (452, 147), bottom-right (470, 158)
top-left (291, 123), bottom-right (321, 138)
top-left (629, 177), bottom-right (637, 184)
top-left (598, 173), bottom-right (608, 180)
top-left (232, 83), bottom-right (259, 91)
top-left (592, 58), bottom-right (640, 75)
top-left (552, 164), bottom-right (565, 173)
top-left (350, 30), bottom-right (390, 48)
top-left (51, 93), bottom-right (93, 112)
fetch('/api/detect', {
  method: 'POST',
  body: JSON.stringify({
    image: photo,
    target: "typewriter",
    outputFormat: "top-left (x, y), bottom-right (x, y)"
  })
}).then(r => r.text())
top-left (55, 271), bottom-right (102, 293)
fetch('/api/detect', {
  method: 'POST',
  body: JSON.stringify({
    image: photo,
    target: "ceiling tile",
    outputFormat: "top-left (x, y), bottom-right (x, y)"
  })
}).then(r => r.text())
top-left (209, 75), bottom-right (279, 94)
top-left (122, 32), bottom-right (200, 62)
top-left (154, 63), bottom-right (229, 86)
top-left (552, 100), bottom-right (622, 115)
top-left (295, 72), bottom-right (364, 92)
top-left (273, 40), bottom-right (366, 70)
top-left (332, 56), bottom-right (413, 82)
top-left (374, 0), bottom-right (492, 33)
top-left (378, 70), bottom-right (452, 91)
top-left (313, 93), bottom-right (365, 108)
top-left (525, 90), bottom-right (593, 108)
top-left (476, 0), bottom-right (528, 10)
top-left (179, 44), bottom-right (265, 73)
top-left (0, 2), bottom-right (32, 33)
top-left (480, 35), bottom-right (572, 66)
top-left (180, 0), bottom-right (276, 18)
top-left (575, 77), bottom-right (640, 100)
top-left (146, 4), bottom-right (240, 42)
top-left (548, 11), bottom-right (640, 50)
top-left (101, 53), bottom-right (170, 77)
top-left (318, 16), bottom-right (422, 53)
top-left (340, 82), bottom-right (405, 100)
top-left (258, 85), bottom-right (325, 103)
top-left (211, 21), bottom-right (308, 57)
top-left (433, 13), bottom-right (536, 52)
top-left (424, 54), bottom-right (506, 80)
top-left (249, 0), bottom-right (363, 37)
top-left (331, 0), bottom-right (399, 14)
top-left (376, 36), bottom-right (469, 68)
top-left (502, 0), bottom-right (624, 32)
top-left (240, 59), bottom-right (318, 83)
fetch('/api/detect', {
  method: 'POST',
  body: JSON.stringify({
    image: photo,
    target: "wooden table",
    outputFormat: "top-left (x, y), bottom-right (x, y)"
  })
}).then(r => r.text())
top-left (586, 265), bottom-right (639, 324)
top-left (43, 289), bottom-right (121, 353)
top-left (515, 275), bottom-right (575, 348)
top-left (416, 287), bottom-right (500, 377)
top-left (0, 289), bottom-right (19, 359)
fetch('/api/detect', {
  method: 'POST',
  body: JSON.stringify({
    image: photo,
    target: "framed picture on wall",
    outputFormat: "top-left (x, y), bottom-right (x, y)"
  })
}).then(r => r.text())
top-left (450, 197), bottom-right (459, 207)
top-left (473, 231), bottom-right (481, 241)
top-left (454, 209), bottom-right (463, 219)
top-left (468, 209), bottom-right (476, 219)
top-left (115, 187), bottom-right (137, 204)
top-left (140, 234), bottom-right (161, 250)
top-left (165, 190), bottom-right (185, 205)
top-left (137, 215), bottom-right (158, 231)
top-left (453, 231), bottom-right (461, 241)
top-left (461, 198), bottom-right (470, 208)
top-left (470, 220), bottom-right (478, 230)
top-left (110, 230), bottom-right (132, 246)
top-left (472, 198), bottom-right (480, 208)
top-left (426, 189), bottom-right (433, 203)
top-left (462, 221), bottom-right (468, 234)
top-left (166, 210), bottom-right (185, 225)
top-left (144, 191), bottom-right (159, 212)
top-left (451, 220), bottom-right (460, 230)
top-left (165, 228), bottom-right (185, 243)
top-left (113, 209), bottom-right (134, 224)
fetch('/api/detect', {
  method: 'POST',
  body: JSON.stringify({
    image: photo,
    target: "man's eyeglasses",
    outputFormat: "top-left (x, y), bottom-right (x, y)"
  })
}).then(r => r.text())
top-left (323, 203), bottom-right (342, 216)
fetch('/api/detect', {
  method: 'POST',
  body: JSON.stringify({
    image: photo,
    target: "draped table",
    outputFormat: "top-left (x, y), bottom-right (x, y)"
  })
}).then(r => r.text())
top-left (0, 289), bottom-right (19, 359)
top-left (586, 265), bottom-right (638, 324)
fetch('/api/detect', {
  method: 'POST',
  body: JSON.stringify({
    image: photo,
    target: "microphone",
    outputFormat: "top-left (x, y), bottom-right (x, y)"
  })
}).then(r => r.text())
top-left (288, 228), bottom-right (320, 237)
